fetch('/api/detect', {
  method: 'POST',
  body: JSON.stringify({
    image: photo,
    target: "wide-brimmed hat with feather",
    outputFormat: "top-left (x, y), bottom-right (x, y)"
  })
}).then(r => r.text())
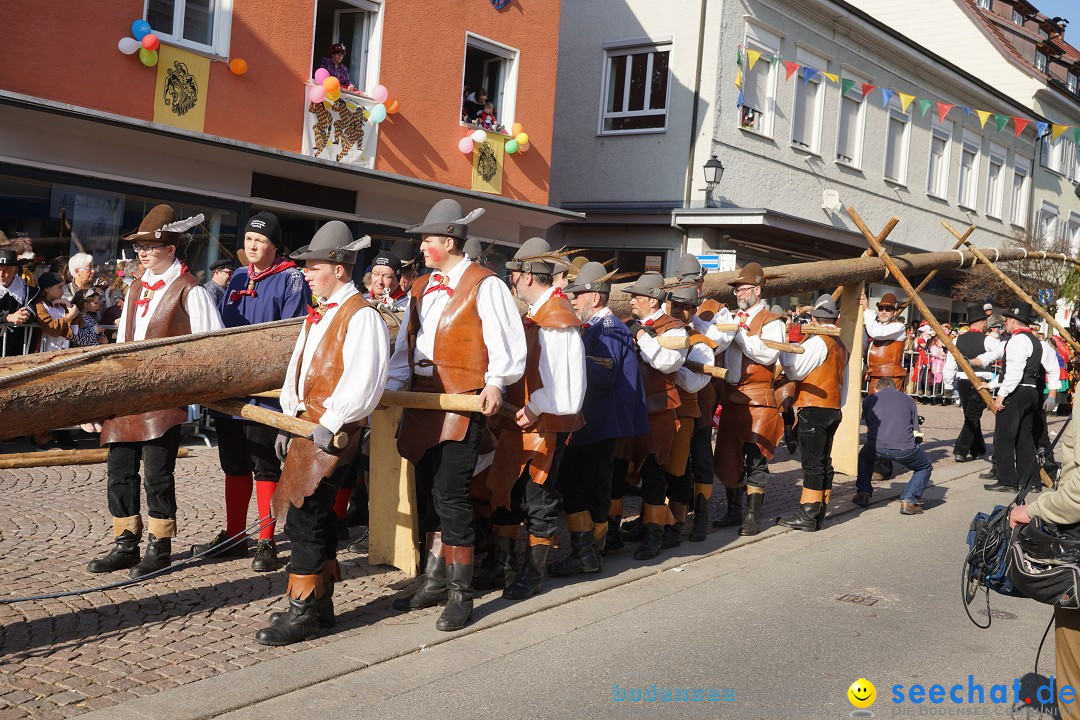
top-left (407, 199), bottom-right (485, 240)
top-left (122, 204), bottom-right (204, 243)
top-left (290, 221), bottom-right (371, 265)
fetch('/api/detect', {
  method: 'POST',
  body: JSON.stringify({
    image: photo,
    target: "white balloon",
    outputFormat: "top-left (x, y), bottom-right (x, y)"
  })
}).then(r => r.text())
top-left (471, 129), bottom-right (487, 143)
top-left (118, 37), bottom-right (141, 55)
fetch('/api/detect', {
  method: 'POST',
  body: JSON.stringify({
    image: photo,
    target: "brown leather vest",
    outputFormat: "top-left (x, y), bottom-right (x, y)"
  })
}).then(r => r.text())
top-left (726, 308), bottom-right (782, 406)
top-left (506, 293), bottom-right (584, 434)
top-left (794, 334), bottom-right (848, 410)
top-left (868, 337), bottom-right (906, 377)
top-left (296, 293), bottom-right (371, 427)
top-left (640, 313), bottom-right (684, 414)
top-left (99, 272), bottom-right (199, 445)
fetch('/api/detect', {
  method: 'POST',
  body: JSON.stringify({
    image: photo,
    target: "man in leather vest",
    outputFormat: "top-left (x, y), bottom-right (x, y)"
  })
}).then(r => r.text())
top-left (944, 304), bottom-right (1001, 463)
top-left (88, 205), bottom-right (223, 578)
top-left (551, 262), bottom-right (649, 577)
top-left (480, 238), bottom-right (585, 600)
top-left (0, 248), bottom-right (37, 357)
top-left (712, 262), bottom-right (785, 537)
top-left (859, 291), bottom-right (908, 493)
top-left (386, 199), bottom-right (526, 632)
top-left (255, 221), bottom-right (389, 645)
top-left (621, 271), bottom-right (689, 560)
top-left (778, 295), bottom-right (848, 532)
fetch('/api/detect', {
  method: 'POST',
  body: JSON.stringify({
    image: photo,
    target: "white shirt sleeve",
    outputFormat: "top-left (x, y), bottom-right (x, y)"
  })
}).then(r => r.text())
top-left (675, 340), bottom-right (714, 393)
top-left (114, 296), bottom-right (131, 344)
top-left (637, 327), bottom-right (688, 374)
top-left (863, 309), bottom-right (906, 341)
top-left (976, 338), bottom-right (1005, 366)
top-left (779, 335), bottom-right (827, 381)
top-left (997, 335), bottom-right (1032, 399)
top-left (736, 317), bottom-right (783, 365)
top-left (943, 352), bottom-right (958, 390)
top-left (694, 308), bottom-right (736, 352)
top-left (385, 311), bottom-right (412, 392)
top-left (526, 325), bottom-right (586, 416)
top-left (477, 277), bottom-right (527, 391)
top-left (279, 326), bottom-right (308, 418)
top-left (317, 306), bottom-right (391, 432)
top-left (184, 285), bottom-right (224, 334)
top-left (1043, 342), bottom-right (1061, 387)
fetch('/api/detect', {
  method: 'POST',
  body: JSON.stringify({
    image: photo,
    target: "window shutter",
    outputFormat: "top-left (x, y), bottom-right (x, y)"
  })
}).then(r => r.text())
top-left (837, 98), bottom-right (857, 161)
top-left (885, 117), bottom-right (904, 180)
top-left (744, 62), bottom-right (769, 114)
top-left (792, 83), bottom-right (815, 147)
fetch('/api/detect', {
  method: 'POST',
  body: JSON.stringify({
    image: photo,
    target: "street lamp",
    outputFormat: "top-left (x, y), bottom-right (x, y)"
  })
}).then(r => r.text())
top-left (704, 155), bottom-right (725, 195)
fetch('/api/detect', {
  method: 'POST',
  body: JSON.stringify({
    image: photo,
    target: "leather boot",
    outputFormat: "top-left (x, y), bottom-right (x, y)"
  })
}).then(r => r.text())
top-left (592, 521), bottom-right (608, 567)
top-left (633, 523), bottom-right (664, 560)
top-left (436, 545), bottom-right (474, 631)
top-left (549, 531), bottom-right (601, 576)
top-left (604, 515), bottom-right (625, 553)
top-left (503, 540), bottom-right (550, 600)
top-left (739, 491), bottom-right (764, 537)
top-left (473, 531), bottom-right (518, 590)
top-left (273, 559), bottom-right (339, 628)
top-left (393, 532), bottom-right (447, 611)
top-left (661, 522), bottom-right (683, 549)
top-left (130, 534), bottom-right (171, 578)
top-left (779, 489), bottom-right (824, 532)
top-left (87, 529), bottom-right (141, 573)
top-left (712, 488), bottom-right (742, 528)
top-left (690, 490), bottom-right (710, 542)
top-left (818, 489), bottom-right (831, 530)
top-left (620, 515), bottom-right (645, 542)
top-left (256, 574), bottom-right (322, 645)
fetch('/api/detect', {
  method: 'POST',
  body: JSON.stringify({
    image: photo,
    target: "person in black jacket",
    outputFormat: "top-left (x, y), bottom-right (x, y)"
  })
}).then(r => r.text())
top-left (0, 247), bottom-right (37, 356)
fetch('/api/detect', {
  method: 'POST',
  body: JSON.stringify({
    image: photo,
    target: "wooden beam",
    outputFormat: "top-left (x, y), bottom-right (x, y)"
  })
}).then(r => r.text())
top-left (0, 447), bottom-right (189, 470)
top-left (896, 224), bottom-right (975, 311)
top-left (367, 407), bottom-right (419, 576)
top-left (204, 400), bottom-right (349, 450)
top-left (831, 283), bottom-right (865, 476)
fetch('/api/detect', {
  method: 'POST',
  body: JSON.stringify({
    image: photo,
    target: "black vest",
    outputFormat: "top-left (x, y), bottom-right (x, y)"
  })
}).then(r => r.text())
top-left (999, 331), bottom-right (1042, 388)
top-left (956, 330), bottom-right (985, 360)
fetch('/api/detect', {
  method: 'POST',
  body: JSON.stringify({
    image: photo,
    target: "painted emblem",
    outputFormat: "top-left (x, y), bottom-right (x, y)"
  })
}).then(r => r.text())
top-left (476, 141), bottom-right (498, 183)
top-left (163, 61), bottom-right (199, 116)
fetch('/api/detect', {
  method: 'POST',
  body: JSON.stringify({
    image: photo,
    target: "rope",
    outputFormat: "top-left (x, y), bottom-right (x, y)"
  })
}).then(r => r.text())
top-left (953, 249), bottom-right (967, 267)
top-left (0, 317), bottom-right (304, 388)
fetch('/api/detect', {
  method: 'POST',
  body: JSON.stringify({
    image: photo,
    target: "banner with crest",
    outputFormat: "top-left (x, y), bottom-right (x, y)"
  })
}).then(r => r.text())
top-left (153, 45), bottom-right (211, 133)
top-left (302, 86), bottom-right (379, 168)
top-left (471, 133), bottom-right (506, 194)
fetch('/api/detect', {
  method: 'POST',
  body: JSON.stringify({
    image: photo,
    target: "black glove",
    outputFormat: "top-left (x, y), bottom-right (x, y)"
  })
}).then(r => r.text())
top-left (627, 320), bottom-right (653, 339)
top-left (274, 432), bottom-right (290, 463)
top-left (312, 424), bottom-right (335, 453)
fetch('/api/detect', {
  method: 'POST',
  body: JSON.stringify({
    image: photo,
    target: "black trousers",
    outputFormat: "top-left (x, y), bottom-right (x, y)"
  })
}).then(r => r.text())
top-left (215, 416), bottom-right (282, 482)
top-left (639, 455), bottom-right (670, 506)
top-left (953, 380), bottom-right (987, 459)
top-left (490, 436), bottom-right (567, 539)
top-left (284, 461), bottom-right (352, 576)
top-left (743, 444), bottom-right (769, 489)
top-left (558, 438), bottom-right (618, 524)
top-left (665, 469), bottom-right (693, 507)
top-left (610, 457), bottom-right (630, 502)
top-left (415, 414), bottom-right (486, 547)
top-left (689, 425), bottom-right (715, 491)
top-left (796, 407), bottom-right (841, 491)
top-left (993, 386), bottom-right (1040, 490)
top-left (106, 425), bottom-right (182, 520)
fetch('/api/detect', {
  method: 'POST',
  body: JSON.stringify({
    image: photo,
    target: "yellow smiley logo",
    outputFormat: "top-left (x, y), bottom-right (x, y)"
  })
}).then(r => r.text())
top-left (848, 678), bottom-right (876, 709)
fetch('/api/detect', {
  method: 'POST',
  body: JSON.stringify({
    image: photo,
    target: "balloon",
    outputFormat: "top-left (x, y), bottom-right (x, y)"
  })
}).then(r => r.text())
top-left (511, 122), bottom-right (524, 136)
top-left (308, 85), bottom-right (326, 104)
top-left (138, 47), bottom-right (158, 67)
top-left (326, 88), bottom-right (340, 102)
top-left (314, 68), bottom-right (330, 83)
top-left (458, 136), bottom-right (475, 154)
top-left (141, 34), bottom-right (159, 51)
top-left (518, 141), bottom-right (530, 153)
top-left (505, 139), bottom-right (518, 154)
top-left (386, 99), bottom-right (400, 114)
top-left (322, 76), bottom-right (340, 93)
top-left (118, 37), bottom-right (140, 55)
top-left (471, 129), bottom-right (487, 143)
top-left (515, 132), bottom-right (529, 145)
top-left (371, 84), bottom-right (389, 104)
top-left (228, 58), bottom-right (248, 75)
top-left (368, 103), bottom-right (387, 123)
top-left (132, 19), bottom-right (152, 40)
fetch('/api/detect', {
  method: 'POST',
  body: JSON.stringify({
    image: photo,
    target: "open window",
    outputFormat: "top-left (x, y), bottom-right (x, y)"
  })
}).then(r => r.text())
top-left (311, 0), bottom-right (383, 92)
top-left (145, 0), bottom-right (233, 57)
top-left (461, 34), bottom-right (518, 133)
top-left (599, 40), bottom-right (671, 134)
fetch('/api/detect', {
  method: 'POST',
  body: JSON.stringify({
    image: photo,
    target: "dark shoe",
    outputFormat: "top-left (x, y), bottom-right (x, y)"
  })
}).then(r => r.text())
top-left (603, 516), bottom-right (625, 554)
top-left (953, 454), bottom-right (969, 463)
top-left (739, 493), bottom-right (764, 536)
top-left (549, 531), bottom-right (601, 576)
top-left (852, 492), bottom-right (871, 508)
top-left (983, 482), bottom-right (1017, 493)
top-left (251, 540), bottom-right (278, 572)
top-left (621, 516), bottom-right (645, 542)
top-left (899, 501), bottom-right (924, 515)
top-left (474, 535), bottom-right (517, 590)
top-left (689, 493), bottom-right (709, 542)
top-left (979, 468), bottom-right (997, 480)
top-left (660, 522), bottom-right (683, 549)
top-left (393, 533), bottom-right (447, 611)
top-left (633, 523), bottom-right (664, 560)
top-left (130, 534), bottom-right (171, 578)
top-left (87, 530), bottom-right (141, 573)
top-left (272, 561), bottom-right (337, 628)
top-left (712, 488), bottom-right (742, 528)
top-left (779, 502), bottom-right (822, 532)
top-left (437, 547), bottom-right (474, 631)
top-left (503, 543), bottom-right (549, 600)
top-left (346, 527), bottom-right (369, 554)
top-left (256, 578), bottom-right (321, 646)
top-left (190, 529), bottom-right (250, 558)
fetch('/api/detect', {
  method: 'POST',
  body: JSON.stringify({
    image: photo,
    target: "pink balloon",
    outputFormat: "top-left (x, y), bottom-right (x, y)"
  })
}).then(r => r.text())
top-left (314, 68), bottom-right (330, 83)
top-left (308, 85), bottom-right (326, 104)
top-left (371, 84), bottom-right (389, 104)
top-left (458, 136), bottom-right (474, 154)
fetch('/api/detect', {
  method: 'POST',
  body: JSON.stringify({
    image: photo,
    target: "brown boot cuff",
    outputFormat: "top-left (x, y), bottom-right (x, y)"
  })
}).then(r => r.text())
top-left (113, 515), bottom-right (143, 537)
top-left (566, 511), bottom-right (593, 533)
top-left (286, 573), bottom-right (325, 600)
top-left (669, 502), bottom-right (688, 523)
top-left (427, 532), bottom-right (444, 557)
top-left (147, 517), bottom-right (176, 538)
top-left (444, 544), bottom-right (474, 565)
top-left (642, 504), bottom-right (670, 525)
top-left (799, 488), bottom-right (826, 504)
top-left (492, 524), bottom-right (520, 539)
top-left (528, 534), bottom-right (555, 547)
top-left (746, 485), bottom-right (766, 496)
top-left (321, 558), bottom-right (341, 584)
top-left (608, 499), bottom-right (624, 517)
top-left (592, 522), bottom-right (609, 542)
top-left (694, 483), bottom-right (714, 501)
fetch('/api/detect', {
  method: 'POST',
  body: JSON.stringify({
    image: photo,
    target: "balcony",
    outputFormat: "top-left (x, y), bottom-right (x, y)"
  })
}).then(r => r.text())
top-left (301, 82), bottom-right (379, 168)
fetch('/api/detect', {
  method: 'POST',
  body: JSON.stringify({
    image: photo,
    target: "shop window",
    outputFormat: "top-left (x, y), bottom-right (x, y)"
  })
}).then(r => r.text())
top-left (145, 0), bottom-right (233, 57)
top-left (461, 34), bottom-right (518, 133)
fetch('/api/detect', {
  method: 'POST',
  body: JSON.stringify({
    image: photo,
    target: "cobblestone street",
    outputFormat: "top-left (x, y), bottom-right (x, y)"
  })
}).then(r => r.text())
top-left (0, 403), bottom-right (1050, 719)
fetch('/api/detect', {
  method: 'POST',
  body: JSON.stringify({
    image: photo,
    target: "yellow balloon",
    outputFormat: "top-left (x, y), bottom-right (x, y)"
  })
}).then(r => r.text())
top-left (326, 89), bottom-right (341, 102)
top-left (515, 132), bottom-right (529, 145)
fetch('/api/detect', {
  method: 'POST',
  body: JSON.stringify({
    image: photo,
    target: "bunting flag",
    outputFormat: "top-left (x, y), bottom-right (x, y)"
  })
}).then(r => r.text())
top-left (1037, 121), bottom-right (1050, 137)
top-left (916, 97), bottom-right (933, 117)
top-left (1014, 118), bottom-right (1030, 137)
top-left (746, 49), bottom-right (761, 72)
top-left (962, 107), bottom-right (975, 117)
top-left (879, 88), bottom-right (896, 108)
top-left (823, 72), bottom-right (840, 84)
top-left (994, 114), bottom-right (1010, 133)
top-left (801, 67), bottom-right (820, 85)
top-left (737, 48), bottom-right (742, 66)
top-left (937, 102), bottom-right (954, 123)
top-left (737, 89), bottom-right (744, 108)
top-left (1052, 123), bottom-right (1069, 141)
top-left (784, 61), bottom-right (800, 81)
top-left (861, 83), bottom-right (877, 99)
top-left (898, 93), bottom-right (915, 112)
top-left (734, 68), bottom-right (742, 89)
top-left (840, 78), bottom-right (856, 97)
top-left (976, 110), bottom-right (992, 129)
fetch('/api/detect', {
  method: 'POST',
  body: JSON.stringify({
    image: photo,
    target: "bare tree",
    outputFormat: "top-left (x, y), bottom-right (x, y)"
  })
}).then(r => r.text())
top-left (950, 227), bottom-right (1078, 309)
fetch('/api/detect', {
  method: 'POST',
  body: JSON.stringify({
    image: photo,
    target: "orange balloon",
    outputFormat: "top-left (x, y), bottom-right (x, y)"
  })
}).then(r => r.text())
top-left (323, 76), bottom-right (340, 93)
top-left (228, 58), bottom-right (248, 75)
top-left (518, 141), bottom-right (530, 153)
top-left (386, 99), bottom-right (400, 114)
top-left (511, 122), bottom-right (524, 136)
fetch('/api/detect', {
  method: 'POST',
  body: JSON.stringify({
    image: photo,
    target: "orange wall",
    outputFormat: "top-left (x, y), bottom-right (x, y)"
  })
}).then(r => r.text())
top-left (0, 0), bottom-right (558, 205)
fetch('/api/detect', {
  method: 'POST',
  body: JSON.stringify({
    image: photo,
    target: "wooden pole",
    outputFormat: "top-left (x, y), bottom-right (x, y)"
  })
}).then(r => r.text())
top-left (367, 407), bottom-right (419, 576)
top-left (896, 224), bottom-right (975, 311)
top-left (801, 325), bottom-right (842, 337)
top-left (943, 221), bottom-right (1080, 356)
top-left (203, 400), bottom-right (349, 450)
top-left (683, 360), bottom-right (727, 379)
top-left (831, 283), bottom-right (866, 476)
top-left (0, 447), bottom-right (189, 470)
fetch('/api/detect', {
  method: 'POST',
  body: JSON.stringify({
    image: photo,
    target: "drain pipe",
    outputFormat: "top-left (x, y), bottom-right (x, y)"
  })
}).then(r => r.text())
top-left (682, 0), bottom-right (710, 212)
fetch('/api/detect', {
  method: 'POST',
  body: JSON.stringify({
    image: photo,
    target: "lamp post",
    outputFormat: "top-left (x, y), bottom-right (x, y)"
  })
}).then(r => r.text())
top-left (704, 155), bottom-right (725, 207)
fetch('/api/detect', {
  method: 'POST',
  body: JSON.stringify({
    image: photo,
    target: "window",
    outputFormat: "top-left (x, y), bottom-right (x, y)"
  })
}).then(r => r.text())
top-left (463, 34), bottom-right (519, 132)
top-left (926, 118), bottom-right (952, 198)
top-left (1069, 137), bottom-right (1080, 182)
top-left (883, 99), bottom-right (910, 184)
top-left (1010, 157), bottom-right (1032, 227)
top-left (1038, 27), bottom-right (1050, 39)
top-left (1036, 51), bottom-right (1048, 73)
top-left (836, 73), bottom-right (867, 167)
top-left (985, 143), bottom-right (1006, 218)
top-left (1013, 9), bottom-right (1025, 25)
top-left (1069, 73), bottom-right (1079, 94)
top-left (1068, 213), bottom-right (1080, 256)
top-left (740, 23), bottom-right (781, 136)
top-left (957, 131), bottom-right (981, 209)
top-left (334, 1), bottom-right (381, 94)
top-left (600, 41), bottom-right (670, 134)
top-left (1042, 135), bottom-right (1066, 174)
top-left (145, 0), bottom-right (232, 57)
top-left (1037, 201), bottom-right (1059, 246)
top-left (791, 48), bottom-right (827, 153)
top-left (976, 0), bottom-right (991, 9)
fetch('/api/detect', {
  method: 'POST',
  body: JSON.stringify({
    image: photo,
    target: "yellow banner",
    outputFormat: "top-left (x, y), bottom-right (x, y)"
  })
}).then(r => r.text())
top-left (153, 45), bottom-right (211, 133)
top-left (471, 133), bottom-right (506, 194)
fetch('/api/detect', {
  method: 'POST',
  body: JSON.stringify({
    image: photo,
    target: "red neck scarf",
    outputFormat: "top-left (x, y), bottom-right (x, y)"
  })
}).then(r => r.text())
top-left (422, 273), bottom-right (453, 298)
top-left (306, 302), bottom-right (339, 324)
top-left (134, 264), bottom-right (187, 318)
top-left (229, 257), bottom-right (297, 303)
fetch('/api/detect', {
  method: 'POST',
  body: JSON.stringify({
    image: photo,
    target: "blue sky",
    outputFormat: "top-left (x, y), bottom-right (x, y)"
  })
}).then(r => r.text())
top-left (1036, 0), bottom-right (1076, 27)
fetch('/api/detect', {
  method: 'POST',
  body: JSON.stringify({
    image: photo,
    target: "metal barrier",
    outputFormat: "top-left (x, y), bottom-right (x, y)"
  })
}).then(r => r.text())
top-left (0, 321), bottom-right (36, 358)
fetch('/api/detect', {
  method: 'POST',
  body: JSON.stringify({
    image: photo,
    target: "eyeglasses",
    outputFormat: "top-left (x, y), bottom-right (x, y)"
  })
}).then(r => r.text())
top-left (733, 286), bottom-right (756, 295)
top-left (133, 244), bottom-right (166, 254)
